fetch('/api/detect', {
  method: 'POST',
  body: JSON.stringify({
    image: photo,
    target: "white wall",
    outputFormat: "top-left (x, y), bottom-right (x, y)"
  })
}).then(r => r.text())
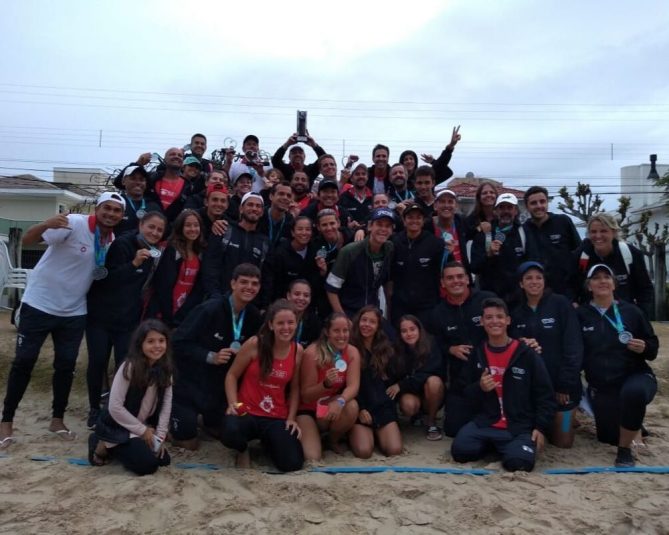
top-left (620, 163), bottom-right (669, 213)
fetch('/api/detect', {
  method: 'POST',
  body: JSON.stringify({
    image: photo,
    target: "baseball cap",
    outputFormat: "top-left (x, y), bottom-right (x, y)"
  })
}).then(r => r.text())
top-left (434, 185), bottom-right (457, 201)
top-left (206, 183), bottom-right (229, 197)
top-left (233, 172), bottom-right (254, 184)
top-left (495, 193), bottom-right (518, 207)
top-left (586, 263), bottom-right (614, 279)
top-left (243, 134), bottom-right (259, 145)
top-left (241, 192), bottom-right (264, 206)
top-left (96, 191), bottom-right (126, 209)
top-left (121, 165), bottom-right (148, 179)
top-left (318, 179), bottom-right (339, 193)
top-left (517, 261), bottom-right (544, 277)
top-left (402, 202), bottom-right (425, 218)
top-left (370, 207), bottom-right (395, 223)
top-left (183, 156), bottom-right (202, 168)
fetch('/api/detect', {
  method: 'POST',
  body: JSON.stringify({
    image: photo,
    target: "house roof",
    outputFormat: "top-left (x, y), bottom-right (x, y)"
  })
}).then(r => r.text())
top-left (0, 174), bottom-right (94, 200)
top-left (0, 174), bottom-right (61, 190)
top-left (444, 177), bottom-right (526, 200)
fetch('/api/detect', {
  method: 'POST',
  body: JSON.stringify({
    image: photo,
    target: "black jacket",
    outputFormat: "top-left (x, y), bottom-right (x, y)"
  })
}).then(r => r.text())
top-left (366, 166), bottom-right (391, 193)
top-left (574, 239), bottom-right (654, 318)
top-left (423, 213), bottom-right (471, 275)
top-left (338, 189), bottom-right (373, 225)
top-left (300, 201), bottom-right (351, 229)
top-left (510, 293), bottom-right (583, 396)
top-left (87, 233), bottom-right (155, 330)
top-left (171, 296), bottom-right (262, 409)
top-left (523, 213), bottom-right (581, 300)
top-left (470, 220), bottom-right (539, 304)
top-left (431, 147), bottom-right (454, 182)
top-left (271, 144), bottom-right (326, 184)
top-left (577, 300), bottom-right (658, 390)
top-left (115, 194), bottom-right (162, 237)
top-left (201, 223), bottom-right (269, 299)
top-left (424, 290), bottom-right (496, 389)
top-left (146, 245), bottom-right (205, 328)
top-left (390, 230), bottom-right (443, 313)
top-left (459, 341), bottom-right (556, 436)
top-left (393, 339), bottom-right (445, 394)
top-left (257, 209), bottom-right (294, 250)
top-left (259, 240), bottom-right (321, 309)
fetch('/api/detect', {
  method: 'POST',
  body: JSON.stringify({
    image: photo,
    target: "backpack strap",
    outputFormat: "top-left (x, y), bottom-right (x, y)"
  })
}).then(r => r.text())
top-left (618, 241), bottom-right (633, 275)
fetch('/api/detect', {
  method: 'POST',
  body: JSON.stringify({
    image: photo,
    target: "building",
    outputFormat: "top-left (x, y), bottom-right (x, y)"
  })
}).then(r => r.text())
top-left (441, 174), bottom-right (527, 218)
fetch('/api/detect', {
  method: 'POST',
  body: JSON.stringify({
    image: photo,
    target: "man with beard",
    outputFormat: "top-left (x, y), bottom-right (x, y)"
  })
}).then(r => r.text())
top-left (197, 183), bottom-right (231, 239)
top-left (114, 165), bottom-right (162, 236)
top-left (338, 163), bottom-right (373, 226)
top-left (522, 186), bottom-right (581, 299)
top-left (229, 134), bottom-right (272, 194)
top-left (470, 193), bottom-right (539, 305)
top-left (146, 147), bottom-right (187, 223)
top-left (271, 132), bottom-right (326, 183)
top-left (290, 170), bottom-right (312, 213)
top-left (326, 207), bottom-right (395, 317)
top-left (257, 181), bottom-right (294, 249)
top-left (387, 163), bottom-right (415, 215)
top-left (424, 262), bottom-right (496, 437)
top-left (0, 193), bottom-right (125, 448)
top-left (201, 192), bottom-right (269, 299)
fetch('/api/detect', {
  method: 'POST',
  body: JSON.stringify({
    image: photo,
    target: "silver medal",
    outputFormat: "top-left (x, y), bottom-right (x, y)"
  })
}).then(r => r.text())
top-left (618, 331), bottom-right (633, 345)
top-left (136, 209), bottom-right (146, 219)
top-left (335, 359), bottom-right (347, 372)
top-left (230, 341), bottom-right (242, 351)
top-left (92, 266), bottom-right (108, 280)
top-left (149, 247), bottom-right (162, 259)
top-left (494, 231), bottom-right (506, 243)
top-left (316, 247), bottom-right (328, 259)
top-left (442, 232), bottom-right (453, 242)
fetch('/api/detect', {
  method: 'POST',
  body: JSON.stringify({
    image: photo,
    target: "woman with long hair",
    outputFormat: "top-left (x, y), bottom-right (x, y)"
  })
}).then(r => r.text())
top-left (221, 299), bottom-right (304, 471)
top-left (148, 209), bottom-right (206, 327)
top-left (387, 315), bottom-right (445, 441)
top-left (464, 181), bottom-right (498, 240)
top-left (298, 313), bottom-right (360, 460)
top-left (286, 279), bottom-right (321, 348)
top-left (349, 306), bottom-right (403, 458)
top-left (88, 319), bottom-right (173, 475)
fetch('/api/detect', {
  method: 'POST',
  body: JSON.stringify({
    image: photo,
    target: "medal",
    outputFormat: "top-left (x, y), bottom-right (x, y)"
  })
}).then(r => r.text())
top-left (136, 209), bottom-right (146, 219)
top-left (92, 266), bottom-right (108, 280)
top-left (388, 200), bottom-right (397, 210)
top-left (229, 296), bottom-right (246, 348)
top-left (494, 231), bottom-right (506, 243)
top-left (316, 247), bottom-right (328, 259)
top-left (618, 331), bottom-right (632, 345)
top-left (442, 231), bottom-right (453, 242)
top-left (230, 340), bottom-right (242, 351)
top-left (149, 247), bottom-right (162, 259)
top-left (335, 359), bottom-right (347, 372)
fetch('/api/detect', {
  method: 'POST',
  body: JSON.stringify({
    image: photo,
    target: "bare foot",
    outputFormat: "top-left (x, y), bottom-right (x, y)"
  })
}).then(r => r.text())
top-left (236, 450), bottom-right (251, 469)
top-left (170, 437), bottom-right (199, 451)
top-left (0, 421), bottom-right (13, 440)
top-left (48, 418), bottom-right (76, 440)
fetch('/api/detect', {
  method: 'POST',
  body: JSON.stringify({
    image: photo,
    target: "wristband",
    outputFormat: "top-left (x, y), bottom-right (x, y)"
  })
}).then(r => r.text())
top-left (206, 351), bottom-right (217, 364)
top-left (336, 396), bottom-right (345, 407)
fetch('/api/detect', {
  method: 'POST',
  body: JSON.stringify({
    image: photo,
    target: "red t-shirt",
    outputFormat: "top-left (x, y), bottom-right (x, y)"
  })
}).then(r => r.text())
top-left (298, 348), bottom-right (350, 412)
top-left (172, 256), bottom-right (200, 315)
top-left (436, 221), bottom-right (462, 299)
top-left (485, 340), bottom-right (519, 430)
top-left (156, 178), bottom-right (185, 210)
top-left (238, 342), bottom-right (297, 419)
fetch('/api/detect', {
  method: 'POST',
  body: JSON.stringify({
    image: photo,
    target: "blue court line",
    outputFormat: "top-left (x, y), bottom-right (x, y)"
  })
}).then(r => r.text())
top-left (174, 462), bottom-right (222, 471)
top-left (311, 466), bottom-right (495, 475)
top-left (544, 466), bottom-right (669, 475)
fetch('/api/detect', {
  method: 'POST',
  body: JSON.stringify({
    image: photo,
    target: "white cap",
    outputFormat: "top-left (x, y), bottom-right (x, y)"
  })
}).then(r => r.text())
top-left (586, 263), bottom-right (614, 279)
top-left (96, 191), bottom-right (126, 209)
top-left (495, 193), bottom-right (518, 207)
top-left (121, 165), bottom-right (147, 179)
top-left (434, 185), bottom-right (457, 201)
top-left (241, 192), bottom-right (264, 206)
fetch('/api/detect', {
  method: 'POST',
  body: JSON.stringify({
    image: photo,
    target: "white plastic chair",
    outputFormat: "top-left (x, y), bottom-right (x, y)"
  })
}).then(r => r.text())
top-left (0, 240), bottom-right (32, 309)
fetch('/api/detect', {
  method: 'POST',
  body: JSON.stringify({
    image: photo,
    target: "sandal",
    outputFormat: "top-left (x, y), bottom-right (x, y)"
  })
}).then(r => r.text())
top-left (426, 425), bottom-right (443, 441)
top-left (88, 433), bottom-right (108, 467)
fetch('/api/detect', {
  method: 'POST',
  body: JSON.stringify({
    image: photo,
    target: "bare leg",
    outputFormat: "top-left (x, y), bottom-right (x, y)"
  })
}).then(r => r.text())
top-left (236, 449), bottom-right (251, 468)
top-left (349, 423), bottom-right (374, 459)
top-left (329, 400), bottom-right (359, 453)
top-left (550, 409), bottom-right (575, 448)
top-left (399, 394), bottom-right (421, 418)
top-left (375, 422), bottom-right (403, 457)
top-left (423, 376), bottom-right (445, 427)
top-left (170, 437), bottom-right (199, 451)
top-left (297, 414), bottom-right (322, 461)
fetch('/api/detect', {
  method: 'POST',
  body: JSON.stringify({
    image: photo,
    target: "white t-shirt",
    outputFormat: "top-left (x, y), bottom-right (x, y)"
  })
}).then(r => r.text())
top-left (22, 214), bottom-right (98, 316)
top-left (229, 160), bottom-right (273, 193)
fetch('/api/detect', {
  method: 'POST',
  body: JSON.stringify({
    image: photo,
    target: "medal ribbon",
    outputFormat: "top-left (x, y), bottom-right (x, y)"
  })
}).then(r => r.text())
top-left (601, 302), bottom-right (625, 334)
top-left (229, 296), bottom-right (246, 342)
top-left (93, 226), bottom-right (110, 267)
top-left (126, 197), bottom-right (146, 215)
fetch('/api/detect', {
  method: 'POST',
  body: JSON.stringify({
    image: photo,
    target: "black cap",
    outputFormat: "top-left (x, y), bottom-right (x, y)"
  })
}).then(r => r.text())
top-left (402, 203), bottom-right (425, 218)
top-left (318, 180), bottom-right (339, 193)
top-left (243, 134), bottom-right (259, 145)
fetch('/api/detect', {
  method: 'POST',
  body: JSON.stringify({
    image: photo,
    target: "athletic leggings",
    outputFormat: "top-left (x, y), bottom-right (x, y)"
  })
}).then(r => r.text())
top-left (2, 303), bottom-right (85, 422)
top-left (111, 437), bottom-right (170, 476)
top-left (589, 372), bottom-right (657, 445)
top-left (85, 323), bottom-right (132, 412)
top-left (221, 414), bottom-right (304, 472)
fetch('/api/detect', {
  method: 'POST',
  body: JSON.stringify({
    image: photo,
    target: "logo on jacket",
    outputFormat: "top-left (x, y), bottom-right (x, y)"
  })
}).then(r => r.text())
top-left (214, 332), bottom-right (224, 340)
top-left (511, 367), bottom-right (525, 375)
top-left (582, 326), bottom-right (594, 332)
top-left (447, 325), bottom-right (457, 331)
top-left (419, 257), bottom-right (430, 264)
top-left (472, 316), bottom-right (481, 325)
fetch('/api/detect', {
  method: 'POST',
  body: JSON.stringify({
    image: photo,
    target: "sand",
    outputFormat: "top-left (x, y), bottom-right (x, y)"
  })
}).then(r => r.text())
top-left (0, 311), bottom-right (668, 535)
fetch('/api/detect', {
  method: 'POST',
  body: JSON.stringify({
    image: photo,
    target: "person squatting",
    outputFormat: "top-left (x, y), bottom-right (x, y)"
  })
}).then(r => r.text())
top-left (0, 129), bottom-right (659, 474)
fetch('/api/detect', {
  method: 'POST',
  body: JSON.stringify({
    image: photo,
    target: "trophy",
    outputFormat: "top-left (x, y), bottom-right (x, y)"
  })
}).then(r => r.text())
top-left (296, 110), bottom-right (308, 142)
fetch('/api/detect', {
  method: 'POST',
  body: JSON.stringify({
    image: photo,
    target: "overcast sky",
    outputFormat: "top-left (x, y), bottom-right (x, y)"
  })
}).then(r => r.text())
top-left (2, 0), bottom-right (669, 209)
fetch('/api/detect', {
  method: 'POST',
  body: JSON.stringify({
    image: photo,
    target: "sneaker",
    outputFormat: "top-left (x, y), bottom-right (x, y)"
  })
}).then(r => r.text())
top-left (614, 447), bottom-right (635, 468)
top-left (87, 409), bottom-right (100, 430)
top-left (426, 425), bottom-right (443, 441)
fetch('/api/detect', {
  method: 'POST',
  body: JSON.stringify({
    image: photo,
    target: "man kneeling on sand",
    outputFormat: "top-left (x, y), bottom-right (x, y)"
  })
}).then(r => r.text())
top-left (451, 298), bottom-right (556, 472)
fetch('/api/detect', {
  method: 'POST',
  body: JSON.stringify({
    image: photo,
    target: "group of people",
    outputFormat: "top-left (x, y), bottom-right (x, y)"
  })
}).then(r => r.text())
top-left (0, 128), bottom-right (660, 475)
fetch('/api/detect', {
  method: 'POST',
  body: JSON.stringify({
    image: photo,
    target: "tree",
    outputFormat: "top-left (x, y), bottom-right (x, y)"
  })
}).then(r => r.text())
top-left (557, 182), bottom-right (603, 224)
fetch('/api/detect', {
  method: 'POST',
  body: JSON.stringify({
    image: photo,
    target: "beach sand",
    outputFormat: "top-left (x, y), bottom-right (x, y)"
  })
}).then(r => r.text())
top-left (0, 311), bottom-right (668, 534)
